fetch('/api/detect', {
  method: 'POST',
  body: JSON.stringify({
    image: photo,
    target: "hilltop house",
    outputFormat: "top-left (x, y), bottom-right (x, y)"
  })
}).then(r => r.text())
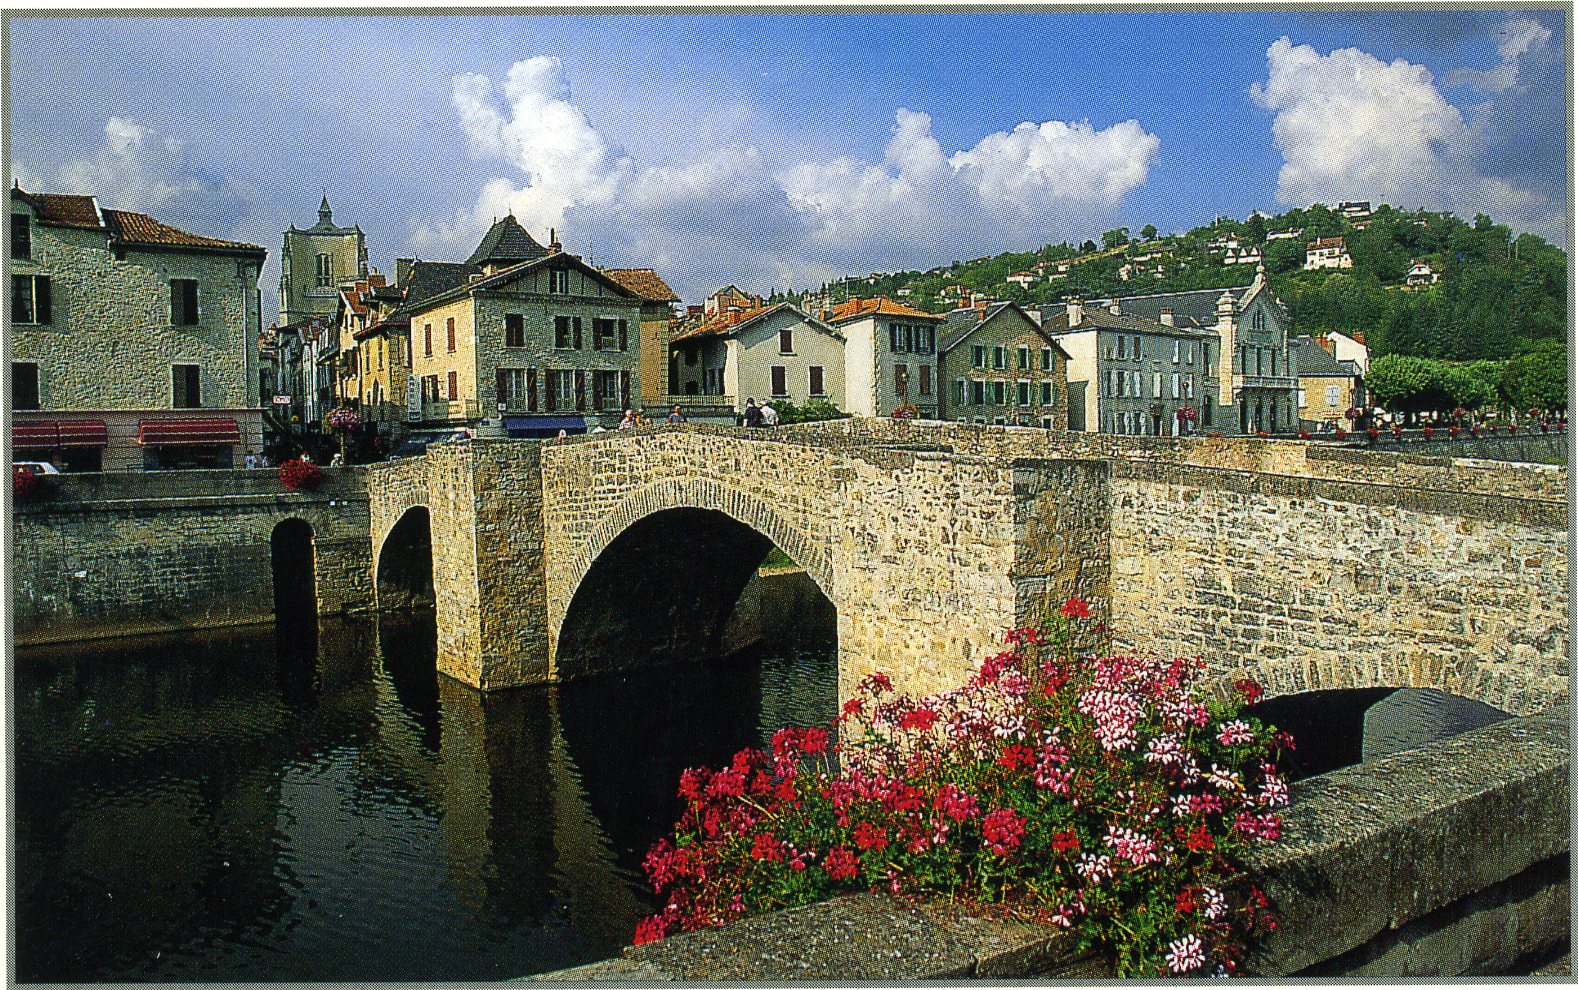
top-left (1305, 237), bottom-right (1354, 270)
top-left (1406, 260), bottom-right (1440, 287)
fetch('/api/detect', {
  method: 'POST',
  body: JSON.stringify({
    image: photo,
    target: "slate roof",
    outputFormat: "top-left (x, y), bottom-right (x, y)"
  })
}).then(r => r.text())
top-left (408, 251), bottom-right (639, 315)
top-left (1289, 336), bottom-right (1361, 378)
top-left (826, 296), bottom-right (944, 325)
top-left (395, 260), bottom-right (481, 314)
top-left (1078, 288), bottom-right (1237, 329)
top-left (1037, 303), bottom-right (1214, 339)
top-left (354, 315), bottom-right (411, 342)
top-left (939, 302), bottom-right (1070, 358)
top-left (466, 215), bottom-right (550, 267)
top-left (603, 267), bottom-right (681, 303)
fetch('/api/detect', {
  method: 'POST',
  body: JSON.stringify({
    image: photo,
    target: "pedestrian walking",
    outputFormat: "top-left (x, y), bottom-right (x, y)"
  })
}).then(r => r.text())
top-left (618, 409), bottom-right (638, 430)
top-left (760, 399), bottom-right (780, 428)
top-left (743, 398), bottom-right (764, 428)
top-left (667, 405), bottom-right (686, 424)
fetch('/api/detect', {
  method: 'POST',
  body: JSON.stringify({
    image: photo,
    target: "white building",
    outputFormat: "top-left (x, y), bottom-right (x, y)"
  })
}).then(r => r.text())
top-left (1304, 237), bottom-right (1354, 270)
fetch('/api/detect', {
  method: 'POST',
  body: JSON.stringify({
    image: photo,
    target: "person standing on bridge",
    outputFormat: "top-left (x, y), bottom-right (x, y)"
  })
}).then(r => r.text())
top-left (743, 398), bottom-right (764, 428)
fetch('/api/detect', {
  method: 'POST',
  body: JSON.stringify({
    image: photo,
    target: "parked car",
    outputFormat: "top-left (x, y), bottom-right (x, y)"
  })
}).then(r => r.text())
top-left (13, 461), bottom-right (61, 475)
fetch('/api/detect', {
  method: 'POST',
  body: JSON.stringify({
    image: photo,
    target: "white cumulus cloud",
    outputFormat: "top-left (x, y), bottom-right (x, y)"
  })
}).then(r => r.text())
top-left (418, 57), bottom-right (1162, 298)
top-left (21, 117), bottom-right (208, 211)
top-left (1444, 15), bottom-right (1554, 93)
top-left (1250, 36), bottom-right (1546, 223)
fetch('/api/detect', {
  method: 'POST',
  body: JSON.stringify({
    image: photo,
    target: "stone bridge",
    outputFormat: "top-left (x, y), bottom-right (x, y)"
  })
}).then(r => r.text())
top-left (366, 420), bottom-right (1569, 715)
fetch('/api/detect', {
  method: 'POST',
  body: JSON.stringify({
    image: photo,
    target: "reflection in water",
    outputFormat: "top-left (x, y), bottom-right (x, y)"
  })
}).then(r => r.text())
top-left (15, 590), bottom-right (837, 982)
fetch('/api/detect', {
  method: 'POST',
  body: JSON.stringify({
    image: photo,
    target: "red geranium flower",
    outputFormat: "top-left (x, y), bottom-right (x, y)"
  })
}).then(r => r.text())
top-left (899, 708), bottom-right (938, 732)
top-left (1060, 596), bottom-right (1091, 619)
top-left (823, 846), bottom-right (860, 881)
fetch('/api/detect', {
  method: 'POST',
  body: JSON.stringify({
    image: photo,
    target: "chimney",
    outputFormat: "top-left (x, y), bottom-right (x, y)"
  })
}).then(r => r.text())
top-left (395, 257), bottom-right (414, 287)
top-left (1159, 307), bottom-right (1174, 327)
top-left (1352, 331), bottom-right (1367, 346)
top-left (549, 227), bottom-right (562, 253)
top-left (1066, 297), bottom-right (1083, 327)
top-left (1317, 334), bottom-right (1334, 355)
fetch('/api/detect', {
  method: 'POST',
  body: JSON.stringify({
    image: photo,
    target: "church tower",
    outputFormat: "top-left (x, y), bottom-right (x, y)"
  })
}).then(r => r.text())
top-left (278, 194), bottom-right (368, 323)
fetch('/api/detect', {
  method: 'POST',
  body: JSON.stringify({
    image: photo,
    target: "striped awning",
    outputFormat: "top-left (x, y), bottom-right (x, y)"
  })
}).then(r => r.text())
top-left (56, 420), bottom-right (109, 447)
top-left (12, 421), bottom-right (59, 447)
top-left (138, 417), bottom-right (241, 446)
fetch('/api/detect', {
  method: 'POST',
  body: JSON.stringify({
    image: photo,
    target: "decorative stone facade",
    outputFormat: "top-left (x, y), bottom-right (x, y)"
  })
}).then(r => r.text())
top-left (938, 303), bottom-right (1070, 429)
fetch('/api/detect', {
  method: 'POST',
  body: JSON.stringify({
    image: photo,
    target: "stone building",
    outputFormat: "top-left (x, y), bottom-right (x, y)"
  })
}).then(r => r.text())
top-left (1042, 299), bottom-right (1218, 435)
top-left (330, 273), bottom-right (404, 423)
top-left (601, 267), bottom-right (681, 410)
top-left (1080, 267), bottom-right (1298, 434)
top-left (824, 296), bottom-right (947, 419)
top-left (278, 195), bottom-right (367, 324)
top-left (1290, 334), bottom-right (1366, 429)
top-left (10, 186), bottom-right (266, 471)
top-left (669, 302), bottom-right (845, 417)
top-left (406, 217), bottom-right (645, 431)
top-left (937, 302), bottom-right (1070, 429)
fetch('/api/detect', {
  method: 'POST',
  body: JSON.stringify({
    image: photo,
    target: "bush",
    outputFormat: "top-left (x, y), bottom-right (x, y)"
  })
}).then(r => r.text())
top-left (776, 398), bottom-right (850, 424)
top-left (636, 602), bottom-right (1291, 976)
top-left (278, 459), bottom-right (324, 492)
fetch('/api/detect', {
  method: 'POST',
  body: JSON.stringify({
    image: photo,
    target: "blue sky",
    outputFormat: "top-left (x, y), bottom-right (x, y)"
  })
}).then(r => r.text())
top-left (7, 9), bottom-right (1567, 310)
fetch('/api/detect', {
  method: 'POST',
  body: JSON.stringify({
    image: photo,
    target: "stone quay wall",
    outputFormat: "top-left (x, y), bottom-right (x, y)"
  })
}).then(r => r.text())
top-left (12, 467), bottom-right (374, 645)
top-left (536, 704), bottom-right (1569, 981)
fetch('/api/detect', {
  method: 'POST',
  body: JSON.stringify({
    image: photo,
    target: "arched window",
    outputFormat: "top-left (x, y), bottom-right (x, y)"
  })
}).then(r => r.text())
top-left (315, 253), bottom-right (332, 287)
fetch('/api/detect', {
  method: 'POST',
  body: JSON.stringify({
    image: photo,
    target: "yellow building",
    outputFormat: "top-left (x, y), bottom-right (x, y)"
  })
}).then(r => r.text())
top-left (602, 267), bottom-right (681, 410)
top-left (1290, 335), bottom-right (1365, 428)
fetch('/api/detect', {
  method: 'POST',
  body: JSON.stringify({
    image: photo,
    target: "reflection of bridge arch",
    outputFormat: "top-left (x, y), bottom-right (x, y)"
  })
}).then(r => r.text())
top-left (553, 488), bottom-right (838, 681)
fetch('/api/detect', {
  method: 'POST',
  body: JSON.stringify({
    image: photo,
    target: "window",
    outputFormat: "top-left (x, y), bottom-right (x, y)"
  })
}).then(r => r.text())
top-left (497, 367), bottom-right (526, 407)
top-left (1040, 381), bottom-right (1052, 405)
top-left (1186, 342), bottom-right (1195, 365)
top-left (315, 253), bottom-right (332, 287)
top-left (446, 371), bottom-right (458, 401)
top-left (1186, 376), bottom-right (1194, 400)
top-left (953, 379), bottom-right (966, 407)
top-left (550, 268), bottom-right (570, 294)
top-left (1252, 309), bottom-right (1266, 332)
top-left (1171, 372), bottom-right (1180, 399)
top-left (1116, 336), bottom-right (1126, 360)
top-left (11, 274), bottom-right (50, 325)
top-left (423, 324), bottom-right (433, 357)
top-left (573, 317), bottom-right (583, 349)
top-left (809, 365), bottom-right (825, 396)
top-left (505, 314), bottom-right (525, 348)
top-left (1017, 346), bottom-right (1029, 370)
top-left (1154, 372), bottom-right (1162, 399)
top-left (771, 365), bottom-right (788, 397)
top-left (902, 325), bottom-right (914, 352)
top-left (12, 362), bottom-right (39, 409)
top-left (893, 363), bottom-right (909, 398)
top-left (971, 380), bottom-right (986, 405)
top-left (972, 345), bottom-right (986, 368)
top-left (594, 369), bottom-right (622, 411)
top-left (992, 381), bottom-right (1006, 405)
top-left (992, 347), bottom-right (1005, 370)
top-left (919, 364), bottom-right (931, 397)
top-left (446, 318), bottom-right (456, 353)
top-left (555, 316), bottom-right (572, 349)
top-left (1017, 380), bottom-right (1030, 406)
top-left (546, 370), bottom-right (574, 411)
top-left (779, 327), bottom-right (793, 353)
top-left (594, 317), bottom-right (619, 350)
top-left (1041, 348), bottom-right (1053, 371)
top-left (172, 364), bottom-right (201, 408)
top-left (11, 212), bottom-right (30, 259)
top-left (1326, 385), bottom-right (1340, 407)
top-left (1133, 335), bottom-right (1142, 358)
top-left (1173, 340), bottom-right (1180, 363)
top-left (170, 279), bottom-right (199, 325)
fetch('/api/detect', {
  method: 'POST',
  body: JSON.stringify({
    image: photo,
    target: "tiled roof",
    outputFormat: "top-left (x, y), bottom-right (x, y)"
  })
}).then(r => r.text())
top-left (466, 215), bottom-right (550, 267)
top-left (826, 296), bottom-right (943, 325)
top-left (353, 315), bottom-right (411, 341)
top-left (672, 303), bottom-right (787, 342)
top-left (103, 209), bottom-right (264, 253)
top-left (17, 190), bottom-right (101, 228)
top-left (603, 267), bottom-right (681, 303)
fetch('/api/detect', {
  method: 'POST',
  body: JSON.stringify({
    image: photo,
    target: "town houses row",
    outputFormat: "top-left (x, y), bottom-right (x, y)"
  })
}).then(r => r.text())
top-left (10, 188), bottom-right (1369, 471)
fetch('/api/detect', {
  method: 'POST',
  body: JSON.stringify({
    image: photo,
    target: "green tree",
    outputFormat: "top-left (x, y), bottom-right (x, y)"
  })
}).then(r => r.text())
top-left (1242, 213), bottom-right (1267, 246)
top-left (1501, 340), bottom-right (1568, 411)
top-left (1366, 354), bottom-right (1452, 416)
top-left (1140, 223), bottom-right (1158, 242)
top-left (1101, 228), bottom-right (1130, 250)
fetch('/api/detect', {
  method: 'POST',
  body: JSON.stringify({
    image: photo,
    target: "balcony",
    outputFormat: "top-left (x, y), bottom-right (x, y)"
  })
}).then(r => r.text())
top-left (1235, 374), bottom-right (1297, 391)
top-left (422, 399), bottom-right (480, 421)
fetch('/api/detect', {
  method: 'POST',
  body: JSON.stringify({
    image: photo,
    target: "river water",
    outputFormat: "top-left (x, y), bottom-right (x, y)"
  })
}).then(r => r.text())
top-left (14, 609), bottom-right (838, 983)
top-left (15, 594), bottom-right (1508, 982)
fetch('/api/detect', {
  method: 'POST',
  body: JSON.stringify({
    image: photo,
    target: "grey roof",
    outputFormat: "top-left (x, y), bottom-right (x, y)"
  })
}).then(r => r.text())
top-left (392, 260), bottom-right (481, 316)
top-left (1289, 336), bottom-right (1360, 378)
top-left (466, 215), bottom-right (550, 267)
top-left (1084, 287), bottom-right (1238, 328)
top-left (1040, 303), bottom-right (1214, 338)
top-left (939, 302), bottom-right (1070, 358)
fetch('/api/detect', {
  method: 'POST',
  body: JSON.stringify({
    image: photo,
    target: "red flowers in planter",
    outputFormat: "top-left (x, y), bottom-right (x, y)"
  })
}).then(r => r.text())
top-left (12, 466), bottom-right (41, 501)
top-left (635, 601), bottom-right (1292, 977)
top-left (1449, 425), bottom-right (1461, 438)
top-left (1390, 425), bottom-right (1404, 439)
top-left (1366, 427), bottom-right (1381, 442)
top-left (1256, 430), bottom-right (1269, 439)
top-left (1297, 430), bottom-right (1312, 440)
top-left (278, 458), bottom-right (324, 493)
top-left (891, 404), bottom-right (919, 421)
top-left (1334, 428), bottom-right (1348, 439)
top-left (1423, 427), bottom-right (1435, 439)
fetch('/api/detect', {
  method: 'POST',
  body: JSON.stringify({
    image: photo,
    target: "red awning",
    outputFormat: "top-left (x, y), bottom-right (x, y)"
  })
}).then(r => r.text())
top-left (138, 417), bottom-right (241, 446)
top-left (56, 420), bottom-right (109, 447)
top-left (12, 421), bottom-right (59, 447)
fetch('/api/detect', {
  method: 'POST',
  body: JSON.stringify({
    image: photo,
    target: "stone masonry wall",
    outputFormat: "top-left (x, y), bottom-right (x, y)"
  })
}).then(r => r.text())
top-left (13, 468), bottom-right (373, 645)
top-left (1107, 461), bottom-right (1568, 716)
top-left (538, 428), bottom-right (1028, 700)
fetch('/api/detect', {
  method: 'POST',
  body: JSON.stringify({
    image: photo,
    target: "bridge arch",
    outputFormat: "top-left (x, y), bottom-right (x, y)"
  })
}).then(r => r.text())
top-left (270, 517), bottom-right (317, 619)
top-left (376, 505), bottom-right (435, 611)
top-left (552, 478), bottom-right (839, 681)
